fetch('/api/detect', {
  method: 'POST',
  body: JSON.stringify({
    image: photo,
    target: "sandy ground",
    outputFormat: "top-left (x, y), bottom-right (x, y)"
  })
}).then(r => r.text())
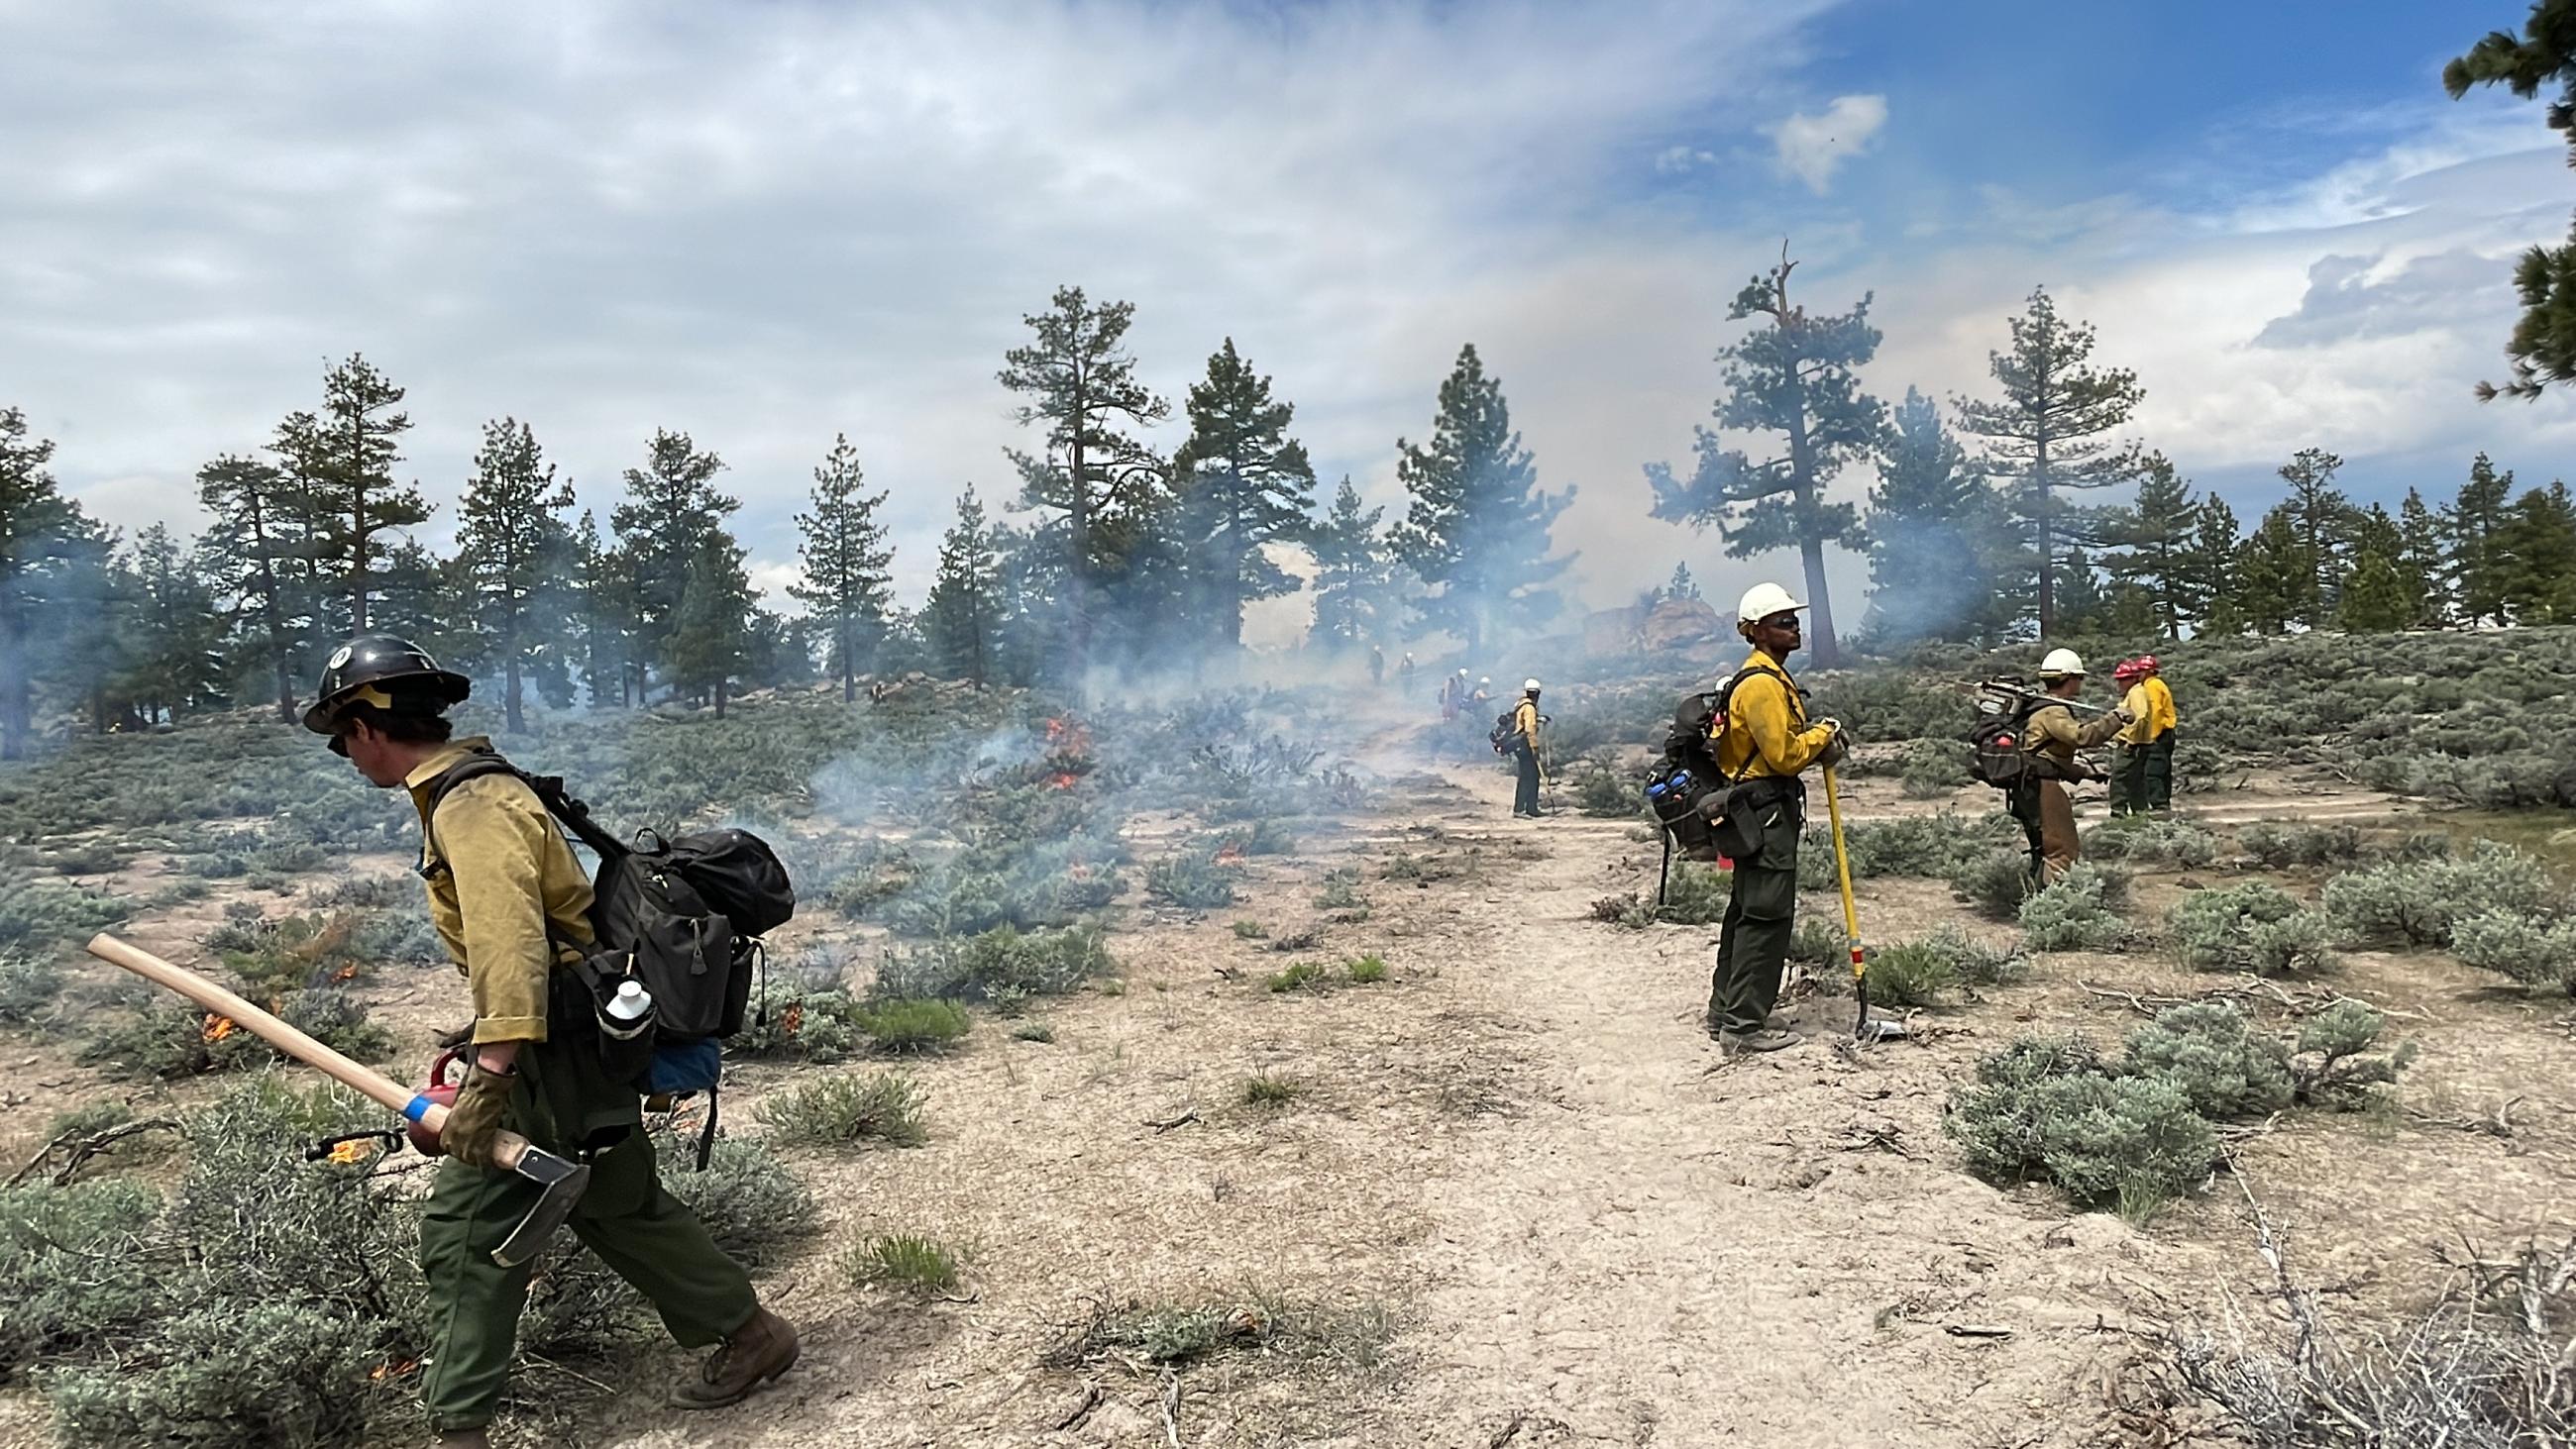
top-left (7, 733), bottom-right (2572, 1449)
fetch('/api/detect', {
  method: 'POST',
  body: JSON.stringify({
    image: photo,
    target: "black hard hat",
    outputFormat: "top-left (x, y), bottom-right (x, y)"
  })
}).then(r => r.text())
top-left (302, 635), bottom-right (471, 739)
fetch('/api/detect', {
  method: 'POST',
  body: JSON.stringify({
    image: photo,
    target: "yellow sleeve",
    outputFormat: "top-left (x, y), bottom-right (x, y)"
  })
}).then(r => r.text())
top-left (2152, 680), bottom-right (2178, 735)
top-left (1515, 699), bottom-right (1540, 736)
top-left (1736, 673), bottom-right (1834, 776)
top-left (435, 776), bottom-right (558, 1045)
top-left (2116, 683), bottom-right (2150, 744)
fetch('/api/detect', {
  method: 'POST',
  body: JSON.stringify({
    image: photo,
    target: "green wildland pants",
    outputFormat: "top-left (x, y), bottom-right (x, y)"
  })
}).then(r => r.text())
top-left (2108, 745), bottom-right (2147, 816)
top-left (2145, 735), bottom-right (2176, 811)
top-left (419, 1127), bottom-right (759, 1432)
top-left (1706, 797), bottom-right (1802, 1036)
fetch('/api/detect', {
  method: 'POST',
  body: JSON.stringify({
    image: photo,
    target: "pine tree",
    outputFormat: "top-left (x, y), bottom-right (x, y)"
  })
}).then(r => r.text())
top-left (1861, 388), bottom-right (2014, 644)
top-left (1647, 253), bottom-right (1882, 666)
top-left (368, 538), bottom-right (467, 662)
top-left (455, 418), bottom-right (577, 732)
top-left (0, 408), bottom-right (102, 759)
top-left (45, 528), bottom-right (129, 736)
top-left (2051, 546), bottom-right (2107, 632)
top-left (2276, 448), bottom-right (2352, 627)
top-left (667, 533), bottom-right (756, 718)
top-left (2450, 453), bottom-right (2517, 625)
top-left (1953, 287), bottom-right (2145, 636)
top-left (1663, 562), bottom-right (1702, 602)
top-left (2498, 480), bottom-right (2576, 622)
top-left (195, 453), bottom-right (310, 721)
top-left (998, 286), bottom-right (1169, 679)
top-left (2339, 553), bottom-right (2414, 632)
top-left (274, 356), bottom-right (428, 636)
top-left (571, 512), bottom-right (642, 708)
top-left (789, 434), bottom-right (895, 702)
top-left (117, 525), bottom-right (224, 723)
top-left (1308, 477), bottom-right (1391, 654)
top-left (2189, 496), bottom-right (2246, 636)
top-left (1168, 340), bottom-right (1317, 652)
top-left (1388, 345), bottom-right (1574, 653)
top-left (2237, 506), bottom-right (2305, 635)
top-left (2445, 7), bottom-right (2576, 399)
top-left (2097, 453), bottom-right (2200, 638)
top-left (921, 487), bottom-right (1003, 685)
top-left (2397, 487), bottom-right (2450, 625)
top-left (611, 430), bottom-right (738, 700)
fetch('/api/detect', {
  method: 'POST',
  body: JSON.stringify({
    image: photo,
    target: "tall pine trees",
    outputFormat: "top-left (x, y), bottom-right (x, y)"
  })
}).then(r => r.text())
top-left (922, 487), bottom-right (1002, 685)
top-left (455, 418), bottom-right (576, 732)
top-left (0, 408), bottom-right (99, 759)
top-left (2445, 6), bottom-right (2576, 399)
top-left (1308, 477), bottom-right (1392, 654)
top-left (2097, 454), bottom-right (2200, 638)
top-left (195, 454), bottom-right (309, 721)
top-left (1388, 345), bottom-right (1573, 654)
top-left (790, 434), bottom-right (894, 701)
top-left (612, 429), bottom-right (739, 701)
top-left (1861, 388), bottom-right (2012, 643)
top-left (1168, 340), bottom-right (1316, 651)
top-left (1647, 252), bottom-right (1883, 665)
top-left (1953, 288), bottom-right (2145, 636)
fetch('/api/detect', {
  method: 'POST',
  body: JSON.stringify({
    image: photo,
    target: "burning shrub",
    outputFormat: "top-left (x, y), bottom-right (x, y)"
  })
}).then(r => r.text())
top-left (756, 1072), bottom-right (928, 1150)
top-left (80, 987), bottom-right (391, 1080)
top-left (2019, 865), bottom-right (2131, 952)
top-left (2167, 884), bottom-right (2339, 977)
top-left (730, 980), bottom-right (865, 1064)
top-left (2124, 1002), bottom-right (2295, 1120)
top-left (1145, 844), bottom-right (1241, 910)
top-left (871, 925), bottom-right (1115, 1008)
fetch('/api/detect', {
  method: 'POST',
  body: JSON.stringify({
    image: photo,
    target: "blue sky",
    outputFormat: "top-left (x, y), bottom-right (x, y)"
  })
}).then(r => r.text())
top-left (2, 0), bottom-right (2566, 637)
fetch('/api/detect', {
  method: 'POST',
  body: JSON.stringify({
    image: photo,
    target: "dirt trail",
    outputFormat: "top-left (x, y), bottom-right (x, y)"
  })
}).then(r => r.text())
top-left (1361, 764), bottom-right (2199, 1449)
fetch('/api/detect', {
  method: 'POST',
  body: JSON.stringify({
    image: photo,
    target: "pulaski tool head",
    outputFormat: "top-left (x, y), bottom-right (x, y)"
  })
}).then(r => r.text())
top-left (489, 1142), bottom-right (590, 1269)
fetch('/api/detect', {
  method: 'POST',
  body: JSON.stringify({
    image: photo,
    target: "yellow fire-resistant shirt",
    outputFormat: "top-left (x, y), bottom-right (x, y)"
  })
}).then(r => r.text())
top-left (2114, 676), bottom-right (2181, 745)
top-left (1712, 652), bottom-right (1836, 781)
top-left (403, 738), bottom-right (596, 1045)
top-left (1513, 697), bottom-right (1541, 748)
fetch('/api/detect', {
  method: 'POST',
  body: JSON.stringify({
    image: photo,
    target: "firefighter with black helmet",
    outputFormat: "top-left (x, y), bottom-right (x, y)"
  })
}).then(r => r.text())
top-left (305, 636), bottom-right (799, 1448)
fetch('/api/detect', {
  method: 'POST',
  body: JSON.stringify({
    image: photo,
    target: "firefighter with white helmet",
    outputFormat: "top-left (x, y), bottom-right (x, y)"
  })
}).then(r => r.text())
top-left (1508, 679), bottom-right (1548, 817)
top-left (1700, 583), bottom-right (1846, 1054)
top-left (2014, 647), bottom-right (2135, 882)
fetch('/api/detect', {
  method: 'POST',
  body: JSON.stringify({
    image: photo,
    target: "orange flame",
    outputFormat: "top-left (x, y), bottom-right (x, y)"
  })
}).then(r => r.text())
top-left (1048, 773), bottom-right (1079, 790)
top-left (326, 1139), bottom-right (375, 1166)
top-left (1067, 863), bottom-right (1092, 881)
top-left (332, 963), bottom-right (359, 983)
top-left (1215, 845), bottom-right (1244, 865)
top-left (780, 1002), bottom-right (804, 1039)
top-left (202, 1014), bottom-right (235, 1043)
top-left (370, 1359), bottom-right (419, 1382)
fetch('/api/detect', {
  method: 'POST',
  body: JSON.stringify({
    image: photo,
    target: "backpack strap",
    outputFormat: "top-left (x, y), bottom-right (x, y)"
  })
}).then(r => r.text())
top-left (424, 749), bottom-right (631, 864)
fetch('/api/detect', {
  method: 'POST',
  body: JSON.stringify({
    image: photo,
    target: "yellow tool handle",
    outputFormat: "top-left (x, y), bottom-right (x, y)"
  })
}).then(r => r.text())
top-left (1821, 766), bottom-right (1864, 984)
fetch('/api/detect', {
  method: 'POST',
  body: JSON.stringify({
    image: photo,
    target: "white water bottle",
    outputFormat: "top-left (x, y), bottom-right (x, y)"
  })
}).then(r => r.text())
top-left (602, 979), bottom-right (655, 1039)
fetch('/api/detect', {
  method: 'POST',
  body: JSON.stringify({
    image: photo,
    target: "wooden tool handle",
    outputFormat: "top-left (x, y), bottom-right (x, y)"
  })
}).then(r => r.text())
top-left (86, 931), bottom-right (490, 1142)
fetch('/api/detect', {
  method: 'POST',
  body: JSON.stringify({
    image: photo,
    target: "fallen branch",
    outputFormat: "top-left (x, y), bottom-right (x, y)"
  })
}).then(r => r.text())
top-left (7, 1116), bottom-right (180, 1189)
top-left (1159, 1368), bottom-right (1182, 1449)
top-left (1049, 1382), bottom-right (1102, 1432)
top-left (1142, 1109), bottom-right (1201, 1134)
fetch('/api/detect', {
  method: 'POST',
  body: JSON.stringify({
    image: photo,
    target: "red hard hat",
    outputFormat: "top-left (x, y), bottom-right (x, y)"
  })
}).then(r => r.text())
top-left (2112, 659), bottom-right (2143, 681)
top-left (2138, 654), bottom-right (2161, 673)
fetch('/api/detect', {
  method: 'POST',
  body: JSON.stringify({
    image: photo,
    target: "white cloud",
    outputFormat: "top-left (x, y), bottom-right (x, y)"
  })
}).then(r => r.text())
top-left (1766, 93), bottom-right (1885, 194)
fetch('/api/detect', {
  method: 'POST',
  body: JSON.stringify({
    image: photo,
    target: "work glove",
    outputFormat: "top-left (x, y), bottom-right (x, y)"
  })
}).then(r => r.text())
top-left (438, 1062), bottom-right (515, 1170)
top-left (1816, 718), bottom-right (1851, 769)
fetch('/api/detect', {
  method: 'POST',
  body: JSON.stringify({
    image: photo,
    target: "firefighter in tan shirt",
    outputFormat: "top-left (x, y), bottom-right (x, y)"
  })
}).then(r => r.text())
top-left (2015, 648), bottom-right (2134, 883)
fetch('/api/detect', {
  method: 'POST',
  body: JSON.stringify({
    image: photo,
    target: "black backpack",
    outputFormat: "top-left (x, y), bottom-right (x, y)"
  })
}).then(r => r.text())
top-left (426, 750), bottom-right (796, 1162)
top-left (1968, 698), bottom-right (2049, 789)
top-left (1488, 709), bottom-right (1523, 755)
top-left (1644, 668), bottom-right (1767, 860)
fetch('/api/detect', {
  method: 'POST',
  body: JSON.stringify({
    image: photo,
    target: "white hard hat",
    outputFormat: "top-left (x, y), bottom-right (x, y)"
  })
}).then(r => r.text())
top-left (1737, 581), bottom-right (1805, 624)
top-left (1478, 676), bottom-right (1491, 684)
top-left (1457, 668), bottom-right (1469, 676)
top-left (2039, 648), bottom-right (2087, 677)
top-left (1523, 678), bottom-right (1542, 692)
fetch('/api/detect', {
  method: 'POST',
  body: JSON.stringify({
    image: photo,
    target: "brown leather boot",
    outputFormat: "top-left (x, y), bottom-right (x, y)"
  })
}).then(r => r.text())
top-left (670, 1306), bottom-right (801, 1409)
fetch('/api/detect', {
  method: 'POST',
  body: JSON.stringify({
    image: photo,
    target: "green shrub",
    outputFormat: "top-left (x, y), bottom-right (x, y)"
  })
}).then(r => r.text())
top-left (2167, 883), bottom-right (2338, 976)
top-left (1864, 926), bottom-right (2028, 1008)
top-left (1344, 955), bottom-right (1389, 984)
top-left (1265, 961), bottom-right (1329, 993)
top-left (1045, 1290), bottom-right (1396, 1372)
top-left (2019, 865), bottom-right (2130, 951)
top-left (46, 1299), bottom-right (388, 1447)
top-left (1898, 739), bottom-right (1970, 797)
top-left (1947, 1038), bottom-right (2216, 1214)
top-left (652, 1123), bottom-right (821, 1269)
top-left (1313, 873), bottom-right (1367, 912)
top-left (1220, 818), bottom-right (1299, 857)
top-left (1800, 809), bottom-right (2022, 888)
top-left (1146, 846), bottom-right (1239, 910)
top-left (1568, 760), bottom-right (1637, 817)
top-left (2290, 998), bottom-right (2417, 1109)
top-left (2320, 843), bottom-right (2552, 948)
top-left (1231, 920), bottom-right (1268, 940)
top-left (209, 910), bottom-right (371, 1000)
top-left (872, 925), bottom-right (1115, 1008)
top-left (2123, 1002), bottom-right (2295, 1120)
top-left (1010, 1021), bottom-right (1055, 1044)
top-left (853, 997), bottom-right (972, 1053)
top-left (304, 874), bottom-right (413, 910)
top-left (2448, 909), bottom-right (2576, 991)
top-left (1655, 861), bottom-right (1733, 925)
top-left (756, 1072), bottom-right (928, 1149)
top-left (0, 1178), bottom-right (164, 1381)
top-left (1240, 1072), bottom-right (1299, 1106)
top-left (729, 981), bottom-right (866, 1063)
top-left (842, 1233), bottom-right (964, 1296)
top-left (0, 950), bottom-right (62, 1025)
top-left (2238, 822), bottom-right (2363, 869)
top-left (2085, 816), bottom-right (2220, 869)
top-left (1951, 848), bottom-right (2036, 921)
top-left (0, 870), bottom-right (128, 955)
